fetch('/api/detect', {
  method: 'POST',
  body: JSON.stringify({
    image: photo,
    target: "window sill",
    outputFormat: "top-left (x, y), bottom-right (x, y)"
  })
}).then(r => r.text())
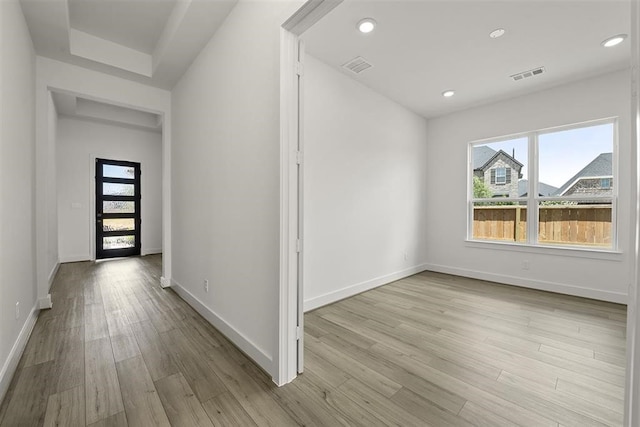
top-left (464, 239), bottom-right (623, 261)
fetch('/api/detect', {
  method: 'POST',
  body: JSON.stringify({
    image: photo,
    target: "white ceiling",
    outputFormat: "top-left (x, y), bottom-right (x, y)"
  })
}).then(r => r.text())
top-left (68, 0), bottom-right (177, 54)
top-left (20, 0), bottom-right (238, 89)
top-left (52, 92), bottom-right (162, 132)
top-left (302, 0), bottom-right (631, 119)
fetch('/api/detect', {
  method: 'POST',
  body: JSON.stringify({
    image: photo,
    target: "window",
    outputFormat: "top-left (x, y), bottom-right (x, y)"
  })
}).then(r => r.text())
top-left (494, 167), bottom-right (507, 185)
top-left (470, 119), bottom-right (616, 249)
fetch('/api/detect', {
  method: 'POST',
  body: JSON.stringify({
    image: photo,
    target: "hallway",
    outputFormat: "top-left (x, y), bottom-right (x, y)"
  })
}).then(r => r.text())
top-left (0, 256), bottom-right (301, 426)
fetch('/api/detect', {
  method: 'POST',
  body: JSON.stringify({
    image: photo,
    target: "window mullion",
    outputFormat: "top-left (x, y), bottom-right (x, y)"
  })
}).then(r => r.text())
top-left (528, 133), bottom-right (539, 245)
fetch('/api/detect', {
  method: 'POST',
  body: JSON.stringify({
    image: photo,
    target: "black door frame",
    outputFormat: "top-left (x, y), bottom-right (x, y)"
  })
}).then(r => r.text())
top-left (95, 158), bottom-right (141, 259)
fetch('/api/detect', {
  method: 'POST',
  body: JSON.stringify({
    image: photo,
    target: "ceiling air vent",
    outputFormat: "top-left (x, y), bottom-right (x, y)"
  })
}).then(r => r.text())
top-left (510, 66), bottom-right (545, 82)
top-left (342, 56), bottom-right (373, 74)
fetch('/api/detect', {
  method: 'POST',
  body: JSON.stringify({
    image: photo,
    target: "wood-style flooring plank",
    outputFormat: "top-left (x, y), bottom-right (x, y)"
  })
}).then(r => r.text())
top-left (130, 320), bottom-right (179, 382)
top-left (85, 337), bottom-right (124, 425)
top-left (115, 356), bottom-right (170, 427)
top-left (43, 385), bottom-right (85, 427)
top-left (201, 392), bottom-right (257, 427)
top-left (21, 316), bottom-right (62, 367)
top-left (0, 361), bottom-right (55, 426)
top-left (52, 325), bottom-right (84, 393)
top-left (159, 328), bottom-right (226, 402)
top-left (154, 372), bottom-right (213, 427)
top-left (86, 411), bottom-right (128, 427)
top-left (201, 344), bottom-right (299, 427)
top-left (84, 304), bottom-right (109, 342)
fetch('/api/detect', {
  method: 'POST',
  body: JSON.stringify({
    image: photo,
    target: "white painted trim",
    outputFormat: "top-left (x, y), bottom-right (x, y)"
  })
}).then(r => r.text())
top-left (170, 279), bottom-right (273, 372)
top-left (277, 27), bottom-right (299, 387)
top-left (282, 0), bottom-right (343, 36)
top-left (625, 0), bottom-right (640, 423)
top-left (160, 276), bottom-right (170, 289)
top-left (141, 248), bottom-right (162, 256)
top-left (424, 263), bottom-right (627, 305)
top-left (59, 254), bottom-right (92, 263)
top-left (47, 261), bottom-right (60, 292)
top-left (0, 303), bottom-right (38, 404)
top-left (304, 264), bottom-right (430, 312)
top-left (38, 295), bottom-right (52, 310)
top-left (278, 0), bottom-right (344, 389)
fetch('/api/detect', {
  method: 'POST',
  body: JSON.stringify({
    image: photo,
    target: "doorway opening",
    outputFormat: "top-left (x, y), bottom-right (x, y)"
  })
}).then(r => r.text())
top-left (95, 158), bottom-right (141, 259)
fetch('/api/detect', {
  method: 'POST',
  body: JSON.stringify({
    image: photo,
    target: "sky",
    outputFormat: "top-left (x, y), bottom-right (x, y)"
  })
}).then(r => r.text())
top-left (476, 123), bottom-right (613, 189)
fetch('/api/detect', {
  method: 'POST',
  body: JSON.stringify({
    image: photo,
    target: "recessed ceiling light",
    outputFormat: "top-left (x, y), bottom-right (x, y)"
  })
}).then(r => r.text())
top-left (357, 18), bottom-right (376, 34)
top-left (442, 90), bottom-right (455, 98)
top-left (489, 28), bottom-right (506, 39)
top-left (602, 34), bottom-right (627, 47)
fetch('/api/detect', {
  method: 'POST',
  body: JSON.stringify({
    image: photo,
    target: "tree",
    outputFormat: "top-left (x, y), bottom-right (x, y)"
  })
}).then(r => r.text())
top-left (473, 176), bottom-right (492, 198)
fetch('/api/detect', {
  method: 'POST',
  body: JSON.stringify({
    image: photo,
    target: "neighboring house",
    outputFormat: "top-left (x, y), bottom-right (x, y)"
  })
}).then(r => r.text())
top-left (555, 153), bottom-right (613, 197)
top-left (518, 180), bottom-right (558, 197)
top-left (473, 146), bottom-right (524, 197)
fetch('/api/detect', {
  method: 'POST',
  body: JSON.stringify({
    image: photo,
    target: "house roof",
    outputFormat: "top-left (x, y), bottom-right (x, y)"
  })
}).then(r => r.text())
top-left (555, 153), bottom-right (613, 195)
top-left (518, 180), bottom-right (558, 197)
top-left (473, 146), bottom-right (524, 171)
top-left (473, 146), bottom-right (497, 170)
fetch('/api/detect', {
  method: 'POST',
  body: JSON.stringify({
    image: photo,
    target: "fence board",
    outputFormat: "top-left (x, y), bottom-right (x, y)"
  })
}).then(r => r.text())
top-left (473, 205), bottom-right (611, 246)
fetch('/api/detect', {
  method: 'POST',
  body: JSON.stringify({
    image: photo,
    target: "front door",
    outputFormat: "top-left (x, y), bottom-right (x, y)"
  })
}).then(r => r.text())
top-left (95, 158), bottom-right (141, 259)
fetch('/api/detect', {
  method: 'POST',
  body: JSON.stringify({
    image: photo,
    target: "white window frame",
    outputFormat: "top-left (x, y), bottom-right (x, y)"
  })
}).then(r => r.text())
top-left (495, 167), bottom-right (507, 185)
top-left (468, 117), bottom-right (618, 252)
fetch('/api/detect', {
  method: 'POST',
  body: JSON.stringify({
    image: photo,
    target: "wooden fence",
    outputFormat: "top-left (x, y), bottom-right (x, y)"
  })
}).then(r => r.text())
top-left (473, 205), bottom-right (611, 246)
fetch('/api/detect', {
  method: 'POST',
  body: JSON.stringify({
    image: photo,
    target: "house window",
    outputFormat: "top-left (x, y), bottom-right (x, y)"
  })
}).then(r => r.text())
top-left (470, 119), bottom-right (616, 249)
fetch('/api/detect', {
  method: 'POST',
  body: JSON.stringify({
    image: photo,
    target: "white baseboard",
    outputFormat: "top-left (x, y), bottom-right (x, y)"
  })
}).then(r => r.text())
top-left (0, 303), bottom-right (38, 404)
top-left (59, 254), bottom-right (91, 263)
top-left (142, 248), bottom-right (162, 256)
top-left (170, 279), bottom-right (274, 377)
top-left (423, 263), bottom-right (628, 305)
top-left (47, 262), bottom-right (60, 293)
top-left (304, 263), bottom-right (430, 312)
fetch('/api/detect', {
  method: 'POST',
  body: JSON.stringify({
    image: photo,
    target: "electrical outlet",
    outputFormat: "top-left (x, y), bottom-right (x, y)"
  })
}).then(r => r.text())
top-left (403, 252), bottom-right (408, 261)
top-left (15, 302), bottom-right (19, 320)
top-left (522, 260), bottom-right (530, 270)
top-left (204, 279), bottom-right (209, 292)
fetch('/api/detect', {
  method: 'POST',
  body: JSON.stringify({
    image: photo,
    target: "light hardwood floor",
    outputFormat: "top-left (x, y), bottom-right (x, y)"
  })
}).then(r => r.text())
top-left (0, 255), bottom-right (627, 426)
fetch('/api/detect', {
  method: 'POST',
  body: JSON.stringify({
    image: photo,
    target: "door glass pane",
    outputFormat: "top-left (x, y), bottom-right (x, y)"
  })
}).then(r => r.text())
top-left (103, 182), bottom-right (134, 196)
top-left (103, 164), bottom-right (135, 179)
top-left (103, 201), bottom-right (135, 214)
top-left (103, 235), bottom-right (135, 250)
top-left (103, 218), bottom-right (135, 232)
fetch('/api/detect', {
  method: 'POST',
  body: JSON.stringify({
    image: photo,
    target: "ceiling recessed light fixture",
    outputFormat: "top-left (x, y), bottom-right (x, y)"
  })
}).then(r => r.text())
top-left (442, 90), bottom-right (455, 98)
top-left (489, 28), bottom-right (506, 39)
top-left (357, 18), bottom-right (377, 34)
top-left (602, 34), bottom-right (627, 47)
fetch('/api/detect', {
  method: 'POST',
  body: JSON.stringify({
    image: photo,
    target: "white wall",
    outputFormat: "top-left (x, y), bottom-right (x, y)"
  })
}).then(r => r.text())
top-left (425, 69), bottom-right (632, 303)
top-left (0, 0), bottom-right (38, 403)
top-left (303, 55), bottom-right (430, 311)
top-left (46, 92), bottom-right (59, 285)
top-left (171, 0), bottom-right (303, 380)
top-left (56, 117), bottom-right (163, 262)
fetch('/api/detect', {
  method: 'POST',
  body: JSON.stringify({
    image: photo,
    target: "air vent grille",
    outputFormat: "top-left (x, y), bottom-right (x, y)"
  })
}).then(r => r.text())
top-left (511, 66), bottom-right (545, 81)
top-left (342, 56), bottom-right (373, 74)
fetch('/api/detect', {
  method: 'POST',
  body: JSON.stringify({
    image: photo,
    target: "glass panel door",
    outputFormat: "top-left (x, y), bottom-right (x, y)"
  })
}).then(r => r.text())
top-left (96, 158), bottom-right (141, 259)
